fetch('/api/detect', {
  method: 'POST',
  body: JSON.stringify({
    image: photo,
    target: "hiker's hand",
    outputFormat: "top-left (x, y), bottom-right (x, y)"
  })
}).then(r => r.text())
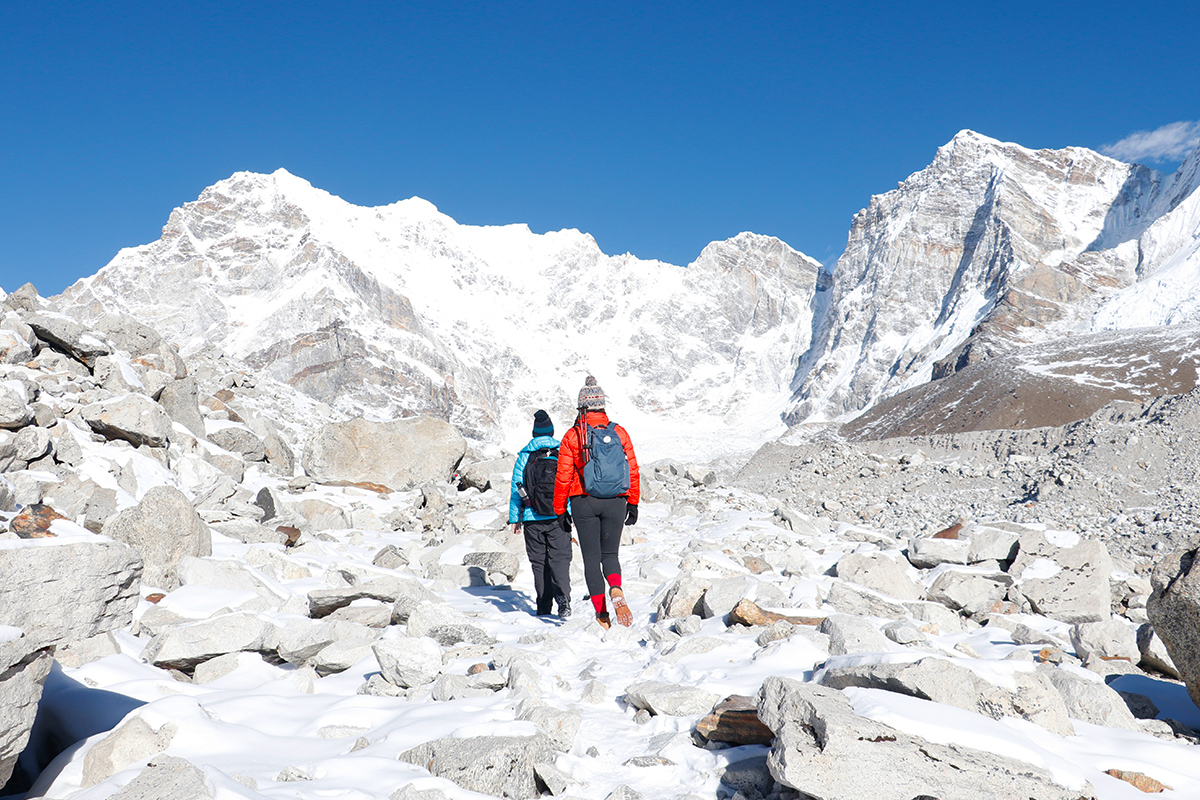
top-left (511, 523), bottom-right (521, 535)
top-left (558, 512), bottom-right (572, 533)
top-left (625, 503), bottom-right (638, 526)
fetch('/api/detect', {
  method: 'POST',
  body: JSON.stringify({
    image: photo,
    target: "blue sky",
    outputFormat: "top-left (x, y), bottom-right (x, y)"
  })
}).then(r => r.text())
top-left (2, 0), bottom-right (1198, 296)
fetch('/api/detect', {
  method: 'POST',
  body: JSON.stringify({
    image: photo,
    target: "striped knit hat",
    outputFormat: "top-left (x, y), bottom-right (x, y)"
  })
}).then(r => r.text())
top-left (532, 409), bottom-right (554, 436)
top-left (576, 375), bottom-right (606, 410)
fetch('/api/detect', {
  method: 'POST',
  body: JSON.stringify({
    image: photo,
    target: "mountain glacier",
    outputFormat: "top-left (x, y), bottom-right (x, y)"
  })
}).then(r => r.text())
top-left (56, 171), bottom-right (823, 459)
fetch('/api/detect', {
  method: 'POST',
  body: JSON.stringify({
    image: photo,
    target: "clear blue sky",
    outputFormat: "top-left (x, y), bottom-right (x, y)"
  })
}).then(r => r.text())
top-left (3, 0), bottom-right (1198, 296)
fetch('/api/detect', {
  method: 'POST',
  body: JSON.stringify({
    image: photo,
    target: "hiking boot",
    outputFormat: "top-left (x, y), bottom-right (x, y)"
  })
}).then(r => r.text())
top-left (536, 596), bottom-right (554, 616)
top-left (555, 595), bottom-right (571, 620)
top-left (595, 611), bottom-right (612, 630)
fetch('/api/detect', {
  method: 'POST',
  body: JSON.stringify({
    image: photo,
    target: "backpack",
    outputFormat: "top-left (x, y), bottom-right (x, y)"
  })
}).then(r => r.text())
top-left (521, 446), bottom-right (559, 517)
top-left (581, 422), bottom-right (630, 499)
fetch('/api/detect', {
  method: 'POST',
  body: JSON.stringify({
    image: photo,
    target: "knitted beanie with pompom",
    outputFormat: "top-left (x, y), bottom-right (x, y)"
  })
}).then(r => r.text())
top-left (576, 376), bottom-right (606, 410)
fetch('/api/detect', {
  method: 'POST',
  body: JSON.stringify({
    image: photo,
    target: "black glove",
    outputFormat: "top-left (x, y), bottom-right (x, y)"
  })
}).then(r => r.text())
top-left (625, 503), bottom-right (638, 526)
top-left (558, 512), bottom-right (573, 533)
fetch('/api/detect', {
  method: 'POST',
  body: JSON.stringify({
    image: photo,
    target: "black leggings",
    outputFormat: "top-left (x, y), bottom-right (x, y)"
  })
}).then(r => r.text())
top-left (571, 494), bottom-right (626, 598)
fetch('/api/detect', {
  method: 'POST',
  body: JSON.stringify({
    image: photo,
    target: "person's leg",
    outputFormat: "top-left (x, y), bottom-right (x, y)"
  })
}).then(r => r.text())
top-left (544, 518), bottom-right (573, 617)
top-left (572, 495), bottom-right (610, 626)
top-left (523, 520), bottom-right (552, 615)
top-left (596, 497), bottom-right (631, 625)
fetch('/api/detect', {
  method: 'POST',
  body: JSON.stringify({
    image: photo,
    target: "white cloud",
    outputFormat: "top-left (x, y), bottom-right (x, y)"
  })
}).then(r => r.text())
top-left (1101, 120), bottom-right (1200, 163)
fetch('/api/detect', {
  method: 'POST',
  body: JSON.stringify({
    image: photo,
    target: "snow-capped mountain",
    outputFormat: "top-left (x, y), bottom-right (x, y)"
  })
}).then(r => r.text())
top-left (786, 131), bottom-right (1200, 425)
top-left (55, 171), bottom-right (824, 459)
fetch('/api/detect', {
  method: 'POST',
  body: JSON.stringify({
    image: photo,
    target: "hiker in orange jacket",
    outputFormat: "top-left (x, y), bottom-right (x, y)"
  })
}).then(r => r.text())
top-left (553, 376), bottom-right (640, 628)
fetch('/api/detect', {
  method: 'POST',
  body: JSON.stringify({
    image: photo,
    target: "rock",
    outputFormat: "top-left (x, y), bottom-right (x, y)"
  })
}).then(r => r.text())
top-left (54, 631), bottom-right (122, 668)
top-left (699, 576), bottom-right (758, 619)
top-left (1040, 666), bottom-right (1139, 730)
top-left (94, 313), bottom-right (187, 379)
top-left (825, 581), bottom-right (908, 619)
top-left (309, 576), bottom-right (423, 618)
top-left (102, 486), bottom-right (212, 590)
top-left (390, 785), bottom-right (451, 800)
top-left (516, 705), bottom-right (581, 752)
top-left (192, 652), bottom-right (262, 684)
top-left (818, 615), bottom-right (897, 655)
top-left (176, 556), bottom-right (278, 599)
top-left (462, 550), bottom-right (519, 581)
top-left (673, 615), bottom-right (704, 636)
top-left (25, 311), bottom-right (110, 368)
top-left (0, 537), bottom-right (142, 650)
top-left (694, 694), bottom-right (774, 745)
top-left (926, 569), bottom-right (1011, 616)
top-left (328, 602), bottom-right (392, 628)
top-left (207, 425), bottom-right (266, 461)
top-left (303, 416), bottom-right (467, 491)
top-left (107, 755), bottom-right (213, 800)
top-left (720, 756), bottom-right (773, 799)
top-left (157, 377), bottom-right (206, 439)
top-left (0, 382), bottom-right (33, 430)
top-left (727, 598), bottom-right (822, 628)
top-left (0, 633), bottom-right (53, 788)
top-left (276, 619), bottom-right (370, 665)
top-left (374, 638), bottom-right (442, 688)
top-left (967, 525), bottom-right (1020, 564)
top-left (1008, 529), bottom-right (1113, 623)
top-left (623, 681), bottom-right (720, 716)
top-left (458, 457), bottom-right (514, 492)
top-left (14, 427), bottom-right (51, 462)
top-left (532, 761), bottom-right (572, 797)
top-left (835, 551), bottom-right (924, 601)
top-left (310, 637), bottom-right (379, 676)
top-left (9, 503), bottom-right (68, 538)
top-left (430, 673), bottom-right (494, 701)
top-left (757, 677), bottom-right (1091, 800)
top-left (373, 545), bottom-right (409, 569)
top-left (293, 497), bottom-right (351, 530)
top-left (141, 612), bottom-right (279, 670)
top-left (906, 536), bottom-right (970, 568)
top-left (1104, 769), bottom-right (1171, 794)
top-left (82, 716), bottom-right (178, 787)
top-left (655, 570), bottom-right (712, 619)
top-left (398, 735), bottom-right (554, 800)
top-left (1069, 618), bottom-right (1139, 663)
top-left (81, 393), bottom-right (174, 447)
top-left (0, 329), bottom-right (34, 365)
top-left (1137, 623), bottom-right (1180, 679)
top-left (1148, 536), bottom-right (1200, 708)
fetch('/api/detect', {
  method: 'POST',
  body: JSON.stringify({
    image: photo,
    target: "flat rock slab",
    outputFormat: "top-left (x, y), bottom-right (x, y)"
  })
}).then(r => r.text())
top-left (302, 416), bottom-right (466, 491)
top-left (399, 734), bottom-right (553, 799)
top-left (694, 694), bottom-right (774, 745)
top-left (624, 681), bottom-right (720, 717)
top-left (757, 677), bottom-right (1092, 800)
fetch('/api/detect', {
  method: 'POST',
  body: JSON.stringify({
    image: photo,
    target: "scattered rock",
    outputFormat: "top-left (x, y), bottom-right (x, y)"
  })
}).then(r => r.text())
top-left (623, 681), bottom-right (720, 717)
top-left (302, 416), bottom-right (466, 491)
top-left (398, 735), bottom-right (554, 800)
top-left (102, 486), bottom-right (211, 590)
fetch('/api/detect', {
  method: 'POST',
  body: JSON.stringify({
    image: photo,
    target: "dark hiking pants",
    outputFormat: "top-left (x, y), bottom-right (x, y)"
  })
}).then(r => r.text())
top-left (571, 494), bottom-right (626, 601)
top-left (523, 517), bottom-right (572, 615)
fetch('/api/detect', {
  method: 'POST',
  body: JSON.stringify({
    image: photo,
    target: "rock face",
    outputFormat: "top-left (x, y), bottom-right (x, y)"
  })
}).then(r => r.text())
top-left (757, 677), bottom-right (1091, 800)
top-left (81, 394), bottom-right (174, 448)
top-left (302, 416), bottom-right (467, 490)
top-left (398, 735), bottom-right (554, 799)
top-left (1148, 534), bottom-right (1200, 708)
top-left (0, 537), bottom-right (142, 650)
top-left (102, 486), bottom-right (211, 590)
top-left (1008, 529), bottom-right (1112, 623)
top-left (53, 169), bottom-right (822, 445)
top-left (0, 632), bottom-right (54, 788)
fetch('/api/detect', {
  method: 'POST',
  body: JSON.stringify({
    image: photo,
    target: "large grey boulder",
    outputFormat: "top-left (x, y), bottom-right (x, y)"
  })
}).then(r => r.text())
top-left (95, 313), bottom-right (187, 379)
top-left (141, 612), bottom-right (279, 670)
top-left (25, 311), bottom-right (111, 367)
top-left (0, 538), bottom-right (142, 650)
top-left (835, 551), bottom-right (924, 601)
top-left (108, 755), bottom-right (213, 800)
top-left (1041, 666), bottom-right (1139, 730)
top-left (757, 677), bottom-right (1091, 800)
top-left (0, 632), bottom-right (53, 788)
top-left (926, 569), bottom-right (1011, 616)
top-left (1148, 535), bottom-right (1200, 707)
top-left (818, 614), bottom-right (897, 655)
top-left (102, 486), bottom-right (211, 590)
top-left (302, 416), bottom-right (466, 491)
top-left (0, 328), bottom-right (34, 365)
top-left (207, 425), bottom-right (266, 462)
top-left (398, 735), bottom-right (554, 799)
top-left (0, 382), bottom-right (33, 430)
top-left (516, 704), bottom-right (581, 752)
top-left (157, 377), bottom-right (206, 438)
top-left (1069, 618), bottom-right (1139, 663)
top-left (1008, 529), bottom-right (1113, 623)
top-left (82, 715), bottom-right (178, 787)
top-left (373, 637), bottom-right (442, 688)
top-left (817, 656), bottom-right (1072, 735)
top-left (81, 394), bottom-right (174, 448)
top-left (308, 576), bottom-right (424, 618)
top-left (623, 681), bottom-right (720, 717)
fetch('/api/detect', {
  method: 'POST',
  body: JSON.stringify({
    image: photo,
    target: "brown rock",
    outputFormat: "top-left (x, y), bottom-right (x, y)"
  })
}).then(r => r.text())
top-left (1104, 769), bottom-right (1169, 792)
top-left (694, 695), bottom-right (774, 745)
top-left (467, 663), bottom-right (491, 675)
top-left (277, 526), bottom-right (302, 547)
top-left (727, 598), bottom-right (823, 628)
top-left (10, 504), bottom-right (67, 538)
top-left (742, 556), bottom-right (771, 574)
top-left (145, 593), bottom-right (166, 604)
top-left (932, 522), bottom-right (963, 540)
top-left (322, 480), bottom-right (394, 495)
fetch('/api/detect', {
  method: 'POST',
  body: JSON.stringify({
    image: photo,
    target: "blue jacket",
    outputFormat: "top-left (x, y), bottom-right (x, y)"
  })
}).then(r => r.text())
top-left (509, 435), bottom-right (561, 523)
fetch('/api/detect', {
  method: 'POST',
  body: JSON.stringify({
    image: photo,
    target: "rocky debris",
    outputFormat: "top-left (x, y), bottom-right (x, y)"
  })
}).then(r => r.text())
top-left (0, 537), bottom-right (142, 651)
top-left (1104, 769), bottom-right (1171, 793)
top-left (207, 425), bottom-right (266, 462)
top-left (1137, 623), bottom-right (1180, 679)
top-left (623, 681), bottom-right (720, 717)
top-left (373, 638), bottom-right (442, 688)
top-left (82, 716), bottom-right (178, 787)
top-left (107, 755), bottom-right (213, 800)
top-left (835, 551), bottom-right (923, 601)
top-left (398, 734), bottom-right (554, 800)
top-left (102, 486), bottom-right (212, 590)
top-left (1069, 618), bottom-right (1139, 662)
top-left (157, 377), bottom-right (206, 438)
top-left (0, 633), bottom-right (53, 788)
top-left (1008, 529), bottom-right (1114, 623)
top-left (727, 598), bottom-right (822, 628)
top-left (141, 613), bottom-right (279, 670)
top-left (757, 677), bottom-right (1092, 800)
top-left (24, 311), bottom-right (111, 368)
top-left (302, 416), bottom-right (467, 491)
top-left (1147, 534), bottom-right (1200, 708)
top-left (694, 694), bottom-right (774, 745)
top-left (81, 393), bottom-right (174, 448)
top-left (9, 503), bottom-right (68, 538)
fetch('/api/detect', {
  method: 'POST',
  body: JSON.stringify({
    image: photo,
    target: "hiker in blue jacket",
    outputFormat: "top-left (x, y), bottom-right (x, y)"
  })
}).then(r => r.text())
top-left (509, 409), bottom-right (572, 618)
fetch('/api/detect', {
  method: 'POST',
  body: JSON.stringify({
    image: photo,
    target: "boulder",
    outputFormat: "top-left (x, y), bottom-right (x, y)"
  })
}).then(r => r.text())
top-left (308, 576), bottom-right (424, 618)
top-left (818, 615), bottom-right (897, 655)
top-left (141, 612), bottom-right (279, 670)
top-left (516, 704), bottom-right (581, 752)
top-left (623, 681), bottom-right (720, 717)
top-left (0, 329), bottom-right (34, 365)
top-left (0, 382), bottom-right (33, 430)
top-left (0, 632), bottom-right (53, 788)
top-left (373, 637), bottom-right (443, 688)
top-left (81, 394), bottom-right (174, 448)
top-left (462, 550), bottom-right (520, 581)
top-left (398, 735), bottom-right (555, 799)
top-left (1069, 618), bottom-right (1139, 663)
top-left (700, 576), bottom-right (758, 619)
top-left (82, 716), bottom-right (178, 787)
top-left (157, 377), bottom-right (206, 438)
top-left (94, 313), bottom-right (187, 379)
top-left (967, 525), bottom-right (1021, 564)
top-left (102, 486), bottom-right (212, 590)
top-left (107, 755), bottom-right (213, 800)
top-left (1040, 667), bottom-right (1139, 730)
top-left (694, 694), bottom-right (774, 745)
top-left (757, 678), bottom-right (1091, 800)
top-left (0, 537), bottom-right (142, 650)
top-left (458, 457), bottom-right (514, 492)
top-left (25, 311), bottom-right (110, 368)
top-left (303, 416), bottom-right (466, 491)
top-left (1137, 623), bottom-right (1180, 679)
top-left (207, 425), bottom-right (266, 462)
top-left (276, 619), bottom-right (374, 665)
top-left (1008, 529), bottom-right (1113, 623)
top-left (926, 569), bottom-right (1011, 616)
top-left (906, 536), bottom-right (970, 569)
top-left (293, 498), bottom-right (351, 530)
top-left (1147, 536), bottom-right (1200, 707)
top-left (835, 551), bottom-right (924, 601)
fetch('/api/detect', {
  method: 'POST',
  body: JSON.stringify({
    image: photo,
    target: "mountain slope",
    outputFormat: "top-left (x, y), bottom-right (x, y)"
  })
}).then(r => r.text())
top-left (55, 171), bottom-right (823, 458)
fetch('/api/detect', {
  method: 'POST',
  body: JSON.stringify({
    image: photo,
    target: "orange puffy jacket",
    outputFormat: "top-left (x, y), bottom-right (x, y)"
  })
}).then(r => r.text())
top-left (553, 410), bottom-right (640, 514)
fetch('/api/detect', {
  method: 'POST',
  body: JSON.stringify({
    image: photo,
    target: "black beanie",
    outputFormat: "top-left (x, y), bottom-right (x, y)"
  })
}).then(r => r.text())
top-left (532, 409), bottom-right (554, 436)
